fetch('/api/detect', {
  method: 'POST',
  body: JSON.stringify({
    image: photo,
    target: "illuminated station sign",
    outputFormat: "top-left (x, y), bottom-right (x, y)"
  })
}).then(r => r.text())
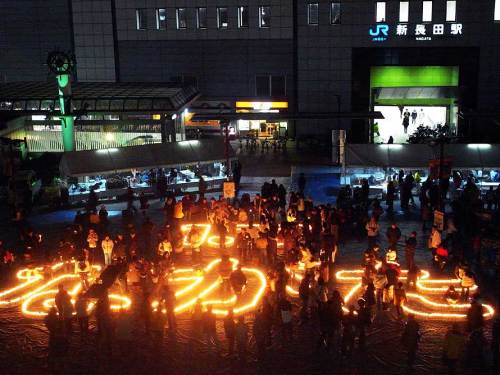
top-left (370, 23), bottom-right (463, 42)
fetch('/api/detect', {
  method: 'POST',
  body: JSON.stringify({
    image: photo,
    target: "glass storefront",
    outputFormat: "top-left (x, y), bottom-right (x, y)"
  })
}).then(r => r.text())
top-left (234, 101), bottom-right (289, 138)
top-left (236, 120), bottom-right (287, 138)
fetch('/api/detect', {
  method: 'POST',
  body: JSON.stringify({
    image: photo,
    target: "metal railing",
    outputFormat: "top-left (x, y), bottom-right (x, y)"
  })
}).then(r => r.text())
top-left (6, 129), bottom-right (162, 152)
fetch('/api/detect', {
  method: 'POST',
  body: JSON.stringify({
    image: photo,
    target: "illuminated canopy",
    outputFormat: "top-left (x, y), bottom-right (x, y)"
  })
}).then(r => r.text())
top-left (59, 138), bottom-right (236, 177)
top-left (346, 143), bottom-right (500, 169)
top-left (0, 82), bottom-right (199, 114)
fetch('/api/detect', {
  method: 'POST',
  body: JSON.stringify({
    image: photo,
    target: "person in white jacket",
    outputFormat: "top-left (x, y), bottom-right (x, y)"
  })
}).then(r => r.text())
top-left (428, 225), bottom-right (442, 258)
top-left (365, 216), bottom-right (380, 248)
top-left (101, 235), bottom-right (114, 265)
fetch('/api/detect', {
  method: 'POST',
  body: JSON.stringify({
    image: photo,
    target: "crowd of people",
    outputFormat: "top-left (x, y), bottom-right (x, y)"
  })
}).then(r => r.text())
top-left (0, 173), bottom-right (500, 373)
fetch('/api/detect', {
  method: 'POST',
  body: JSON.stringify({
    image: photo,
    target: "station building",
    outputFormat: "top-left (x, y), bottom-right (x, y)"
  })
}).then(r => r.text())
top-left (0, 0), bottom-right (500, 148)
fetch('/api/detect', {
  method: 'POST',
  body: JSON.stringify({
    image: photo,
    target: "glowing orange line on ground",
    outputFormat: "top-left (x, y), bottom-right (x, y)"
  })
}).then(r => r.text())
top-left (151, 257), bottom-right (267, 316)
top-left (206, 235), bottom-right (235, 248)
top-left (404, 293), bottom-right (495, 319)
top-left (0, 261), bottom-right (128, 317)
top-left (181, 224), bottom-right (211, 247)
top-left (332, 268), bottom-right (495, 320)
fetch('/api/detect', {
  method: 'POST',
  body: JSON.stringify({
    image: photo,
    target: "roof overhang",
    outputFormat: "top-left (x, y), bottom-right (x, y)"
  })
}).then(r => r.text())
top-left (373, 86), bottom-right (458, 101)
top-left (0, 82), bottom-right (200, 115)
top-left (191, 111), bottom-right (384, 122)
top-left (59, 138), bottom-right (235, 177)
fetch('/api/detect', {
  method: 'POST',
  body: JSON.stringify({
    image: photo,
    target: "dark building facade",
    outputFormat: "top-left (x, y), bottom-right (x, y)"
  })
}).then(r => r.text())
top-left (1, 0), bottom-right (499, 142)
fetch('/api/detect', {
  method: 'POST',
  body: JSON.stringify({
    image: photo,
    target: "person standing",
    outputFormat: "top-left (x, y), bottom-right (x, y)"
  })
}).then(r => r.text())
top-left (279, 298), bottom-right (293, 342)
top-left (374, 269), bottom-right (388, 311)
top-left (202, 305), bottom-right (220, 352)
top-left (235, 315), bottom-right (248, 362)
top-left (356, 298), bottom-right (371, 351)
top-left (402, 109), bottom-right (410, 134)
top-left (341, 306), bottom-right (357, 360)
top-left (428, 225), bottom-right (442, 259)
top-left (187, 226), bottom-right (201, 264)
top-left (404, 232), bottom-right (417, 271)
top-left (161, 285), bottom-right (177, 332)
top-left (75, 293), bottom-right (89, 341)
top-left (55, 284), bottom-right (73, 336)
top-left (101, 235), bottom-right (114, 266)
top-left (298, 173), bottom-right (306, 195)
top-left (298, 273), bottom-right (311, 322)
top-left (386, 181), bottom-right (395, 212)
top-left (492, 316), bottom-right (500, 373)
top-left (442, 323), bottom-right (466, 375)
top-left (95, 294), bottom-right (112, 358)
top-left (45, 307), bottom-right (68, 372)
top-left (86, 229), bottom-right (99, 263)
top-left (466, 296), bottom-right (484, 333)
top-left (386, 223), bottom-right (402, 250)
top-left (230, 265), bottom-right (247, 300)
top-left (365, 216), bottom-right (379, 249)
top-left (74, 257), bottom-right (91, 290)
top-left (126, 187), bottom-right (137, 213)
top-left (394, 282), bottom-right (407, 318)
top-left (411, 109), bottom-right (418, 126)
top-left (253, 310), bottom-right (267, 362)
top-left (223, 308), bottom-right (236, 356)
top-left (401, 314), bottom-right (421, 370)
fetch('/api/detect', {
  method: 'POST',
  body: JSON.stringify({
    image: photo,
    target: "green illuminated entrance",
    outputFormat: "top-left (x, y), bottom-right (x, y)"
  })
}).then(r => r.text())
top-left (371, 66), bottom-right (459, 89)
top-left (370, 66), bottom-right (459, 143)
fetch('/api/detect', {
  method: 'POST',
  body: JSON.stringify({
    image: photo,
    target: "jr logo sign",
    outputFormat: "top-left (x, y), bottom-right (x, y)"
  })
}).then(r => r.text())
top-left (369, 24), bottom-right (389, 42)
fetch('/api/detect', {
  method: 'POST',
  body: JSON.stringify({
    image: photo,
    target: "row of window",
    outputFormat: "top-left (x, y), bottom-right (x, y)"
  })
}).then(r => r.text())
top-left (256, 75), bottom-right (286, 97)
top-left (307, 2), bottom-right (341, 25)
top-left (375, 1), bottom-right (457, 23)
top-left (138, 1), bottom-right (500, 30)
top-left (307, 1), bottom-right (459, 25)
top-left (136, 6), bottom-right (270, 30)
top-left (167, 74), bottom-right (286, 96)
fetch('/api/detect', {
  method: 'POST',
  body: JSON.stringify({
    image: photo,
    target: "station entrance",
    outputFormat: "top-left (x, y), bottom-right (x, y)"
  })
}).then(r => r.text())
top-left (370, 66), bottom-right (459, 143)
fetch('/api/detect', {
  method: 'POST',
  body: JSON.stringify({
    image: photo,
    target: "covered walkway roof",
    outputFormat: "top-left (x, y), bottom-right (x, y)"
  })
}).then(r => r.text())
top-left (192, 111), bottom-right (383, 127)
top-left (345, 144), bottom-right (500, 169)
top-left (0, 82), bottom-right (199, 115)
top-left (59, 138), bottom-right (235, 177)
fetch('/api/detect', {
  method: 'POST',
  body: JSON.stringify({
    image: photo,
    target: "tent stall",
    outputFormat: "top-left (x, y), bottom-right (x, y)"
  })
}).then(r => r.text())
top-left (344, 144), bottom-right (500, 198)
top-left (59, 139), bottom-right (236, 203)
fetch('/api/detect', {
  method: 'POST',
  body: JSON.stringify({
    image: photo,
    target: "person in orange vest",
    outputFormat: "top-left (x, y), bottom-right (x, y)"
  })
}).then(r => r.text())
top-left (173, 200), bottom-right (184, 232)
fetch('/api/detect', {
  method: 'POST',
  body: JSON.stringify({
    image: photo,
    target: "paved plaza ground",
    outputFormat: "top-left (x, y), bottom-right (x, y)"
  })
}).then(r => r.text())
top-left (0, 179), bottom-right (497, 374)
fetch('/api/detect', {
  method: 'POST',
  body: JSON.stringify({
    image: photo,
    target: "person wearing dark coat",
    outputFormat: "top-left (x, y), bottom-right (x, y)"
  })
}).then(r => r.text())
top-left (402, 314), bottom-right (421, 369)
top-left (386, 223), bottom-right (402, 249)
top-left (405, 231), bottom-right (417, 270)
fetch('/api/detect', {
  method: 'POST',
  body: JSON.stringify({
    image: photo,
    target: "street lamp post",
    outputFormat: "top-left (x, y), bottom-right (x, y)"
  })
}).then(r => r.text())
top-left (47, 51), bottom-right (76, 152)
top-left (221, 120), bottom-right (232, 180)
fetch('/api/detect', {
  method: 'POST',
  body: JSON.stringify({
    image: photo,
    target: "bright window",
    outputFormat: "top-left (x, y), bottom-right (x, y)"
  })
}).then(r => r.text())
top-left (495, 0), bottom-right (500, 21)
top-left (176, 8), bottom-right (187, 29)
top-left (308, 3), bottom-right (319, 25)
top-left (217, 7), bottom-right (229, 29)
top-left (422, 1), bottom-right (433, 22)
top-left (156, 8), bottom-right (166, 30)
top-left (259, 6), bottom-right (271, 28)
top-left (238, 6), bottom-right (249, 28)
top-left (446, 1), bottom-right (456, 22)
top-left (197, 8), bottom-right (207, 29)
top-left (376, 2), bottom-right (386, 23)
top-left (136, 9), bottom-right (146, 30)
top-left (330, 2), bottom-right (341, 24)
top-left (399, 1), bottom-right (409, 22)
